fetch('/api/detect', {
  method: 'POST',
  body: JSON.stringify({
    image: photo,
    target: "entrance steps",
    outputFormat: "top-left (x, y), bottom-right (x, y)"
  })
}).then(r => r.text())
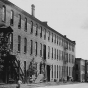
top-left (35, 74), bottom-right (44, 83)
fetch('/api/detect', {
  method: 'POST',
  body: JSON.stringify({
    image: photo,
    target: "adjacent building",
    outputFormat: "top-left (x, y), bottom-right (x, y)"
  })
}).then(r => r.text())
top-left (0, 0), bottom-right (76, 83)
top-left (75, 58), bottom-right (85, 82)
top-left (85, 60), bottom-right (88, 82)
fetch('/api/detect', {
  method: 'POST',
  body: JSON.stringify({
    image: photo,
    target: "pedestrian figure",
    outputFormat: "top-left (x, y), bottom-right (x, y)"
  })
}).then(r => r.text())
top-left (17, 79), bottom-right (22, 88)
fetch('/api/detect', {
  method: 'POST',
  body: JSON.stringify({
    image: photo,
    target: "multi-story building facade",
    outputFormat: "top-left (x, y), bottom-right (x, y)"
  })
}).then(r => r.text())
top-left (85, 60), bottom-right (88, 82)
top-left (75, 58), bottom-right (85, 82)
top-left (0, 0), bottom-right (75, 83)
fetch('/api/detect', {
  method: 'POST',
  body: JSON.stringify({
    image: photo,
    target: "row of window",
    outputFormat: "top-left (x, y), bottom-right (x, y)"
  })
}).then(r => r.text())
top-left (8, 33), bottom-right (74, 63)
top-left (18, 35), bottom-right (75, 63)
top-left (2, 5), bottom-right (75, 52)
top-left (18, 35), bottom-right (27, 54)
top-left (52, 65), bottom-right (73, 79)
top-left (48, 46), bottom-right (75, 63)
top-left (18, 35), bottom-right (44, 57)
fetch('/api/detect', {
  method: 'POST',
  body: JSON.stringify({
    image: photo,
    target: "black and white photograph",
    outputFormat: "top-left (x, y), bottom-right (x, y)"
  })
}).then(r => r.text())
top-left (0, 0), bottom-right (88, 88)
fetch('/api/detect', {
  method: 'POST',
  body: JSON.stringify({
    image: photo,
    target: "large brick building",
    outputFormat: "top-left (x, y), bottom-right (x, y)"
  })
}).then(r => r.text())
top-left (0, 0), bottom-right (75, 83)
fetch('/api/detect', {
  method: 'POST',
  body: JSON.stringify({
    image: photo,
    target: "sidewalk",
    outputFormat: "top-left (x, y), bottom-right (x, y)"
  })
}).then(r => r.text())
top-left (0, 82), bottom-right (80, 88)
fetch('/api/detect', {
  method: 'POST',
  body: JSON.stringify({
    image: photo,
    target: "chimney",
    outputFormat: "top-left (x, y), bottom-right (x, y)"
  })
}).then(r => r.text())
top-left (31, 4), bottom-right (35, 17)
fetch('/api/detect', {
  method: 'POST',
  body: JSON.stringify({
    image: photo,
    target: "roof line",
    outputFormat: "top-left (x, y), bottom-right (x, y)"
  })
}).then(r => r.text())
top-left (2, 0), bottom-right (75, 44)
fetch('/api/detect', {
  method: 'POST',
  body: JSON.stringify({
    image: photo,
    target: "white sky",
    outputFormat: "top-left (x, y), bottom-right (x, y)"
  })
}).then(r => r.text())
top-left (9, 0), bottom-right (88, 60)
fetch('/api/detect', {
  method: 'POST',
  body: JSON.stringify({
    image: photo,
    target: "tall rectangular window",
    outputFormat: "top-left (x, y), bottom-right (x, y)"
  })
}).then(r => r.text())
top-left (52, 47), bottom-right (53, 59)
top-left (30, 40), bottom-right (33, 55)
top-left (72, 55), bottom-right (74, 63)
top-left (52, 33), bottom-right (53, 42)
top-left (67, 66), bottom-right (68, 76)
top-left (30, 21), bottom-right (33, 33)
top-left (40, 26), bottom-right (42, 38)
top-left (24, 38), bottom-right (27, 53)
top-left (18, 35), bottom-right (21, 52)
top-left (69, 43), bottom-right (71, 50)
top-left (64, 40), bottom-right (65, 48)
top-left (62, 51), bottom-right (63, 61)
top-left (48, 46), bottom-right (50, 59)
top-left (59, 66), bottom-right (61, 80)
top-left (71, 55), bottom-right (72, 63)
top-left (35, 24), bottom-right (38, 36)
top-left (72, 45), bottom-right (74, 52)
top-left (54, 35), bottom-right (56, 43)
top-left (64, 51), bottom-right (65, 61)
top-left (35, 63), bottom-right (37, 77)
top-left (18, 14), bottom-right (21, 29)
top-left (10, 10), bottom-right (14, 26)
top-left (52, 65), bottom-right (53, 79)
top-left (40, 43), bottom-right (42, 56)
top-left (59, 50), bottom-right (61, 60)
top-left (48, 31), bottom-right (50, 41)
top-left (69, 54), bottom-right (71, 62)
top-left (57, 36), bottom-right (58, 45)
top-left (61, 51), bottom-right (62, 60)
top-left (35, 42), bottom-right (37, 56)
top-left (65, 41), bottom-right (68, 49)
top-left (2, 6), bottom-right (6, 22)
top-left (44, 29), bottom-right (46, 40)
top-left (62, 39), bottom-right (64, 47)
top-left (61, 38), bottom-right (62, 46)
top-left (9, 33), bottom-right (13, 51)
top-left (69, 54), bottom-right (70, 62)
top-left (66, 53), bottom-right (68, 62)
top-left (55, 48), bottom-right (56, 59)
top-left (59, 37), bottom-right (61, 46)
top-left (24, 18), bottom-right (27, 32)
top-left (54, 65), bottom-right (56, 79)
top-left (67, 54), bottom-right (69, 63)
top-left (57, 65), bottom-right (58, 79)
top-left (69, 67), bottom-right (70, 76)
top-left (57, 49), bottom-right (58, 60)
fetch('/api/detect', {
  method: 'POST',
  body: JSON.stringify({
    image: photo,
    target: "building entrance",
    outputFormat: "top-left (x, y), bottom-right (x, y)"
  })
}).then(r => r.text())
top-left (47, 65), bottom-right (50, 81)
top-left (0, 55), bottom-right (24, 83)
